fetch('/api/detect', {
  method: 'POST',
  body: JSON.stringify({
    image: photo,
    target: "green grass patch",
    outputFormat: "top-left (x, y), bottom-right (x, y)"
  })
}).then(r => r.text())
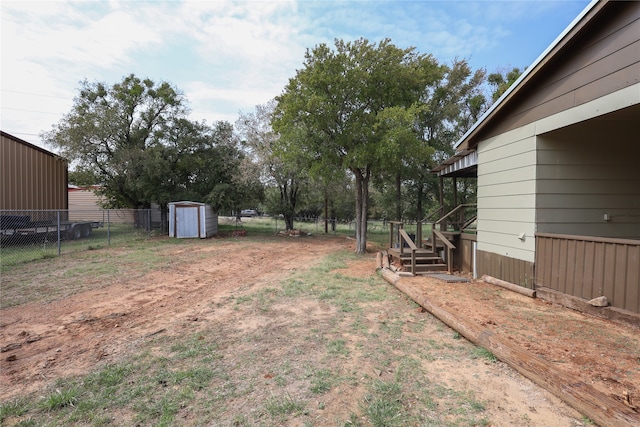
top-left (264, 393), bottom-right (307, 418)
top-left (310, 368), bottom-right (334, 394)
top-left (363, 380), bottom-right (406, 427)
top-left (1, 236), bottom-right (543, 426)
top-left (327, 339), bottom-right (350, 357)
top-left (41, 387), bottom-right (80, 411)
top-left (471, 346), bottom-right (498, 363)
top-left (0, 397), bottom-right (31, 422)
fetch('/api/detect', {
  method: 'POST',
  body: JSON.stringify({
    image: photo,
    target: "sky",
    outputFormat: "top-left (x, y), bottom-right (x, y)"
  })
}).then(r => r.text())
top-left (1, 0), bottom-right (592, 150)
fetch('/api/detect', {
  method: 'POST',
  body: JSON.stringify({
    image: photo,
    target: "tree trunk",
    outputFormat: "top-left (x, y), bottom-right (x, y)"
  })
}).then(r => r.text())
top-left (416, 182), bottom-right (424, 221)
top-left (353, 166), bottom-right (370, 254)
top-left (160, 203), bottom-right (168, 234)
top-left (354, 170), bottom-right (363, 253)
top-left (324, 189), bottom-right (328, 234)
top-left (279, 176), bottom-right (298, 231)
top-left (360, 168), bottom-right (369, 253)
top-left (395, 172), bottom-right (402, 221)
top-left (284, 214), bottom-right (294, 231)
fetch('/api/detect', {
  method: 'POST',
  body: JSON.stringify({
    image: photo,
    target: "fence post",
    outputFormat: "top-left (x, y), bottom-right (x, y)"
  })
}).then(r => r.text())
top-left (57, 210), bottom-right (61, 255)
top-left (107, 210), bottom-right (111, 246)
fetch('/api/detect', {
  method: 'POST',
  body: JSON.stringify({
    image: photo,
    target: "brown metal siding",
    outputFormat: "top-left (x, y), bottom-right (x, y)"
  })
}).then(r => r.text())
top-left (536, 233), bottom-right (640, 314)
top-left (459, 233), bottom-right (476, 274)
top-left (479, 2), bottom-right (640, 141)
top-left (476, 249), bottom-right (535, 289)
top-left (1, 131), bottom-right (68, 210)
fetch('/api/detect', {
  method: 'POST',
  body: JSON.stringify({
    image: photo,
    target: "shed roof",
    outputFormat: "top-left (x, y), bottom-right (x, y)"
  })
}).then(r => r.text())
top-left (168, 201), bottom-right (206, 206)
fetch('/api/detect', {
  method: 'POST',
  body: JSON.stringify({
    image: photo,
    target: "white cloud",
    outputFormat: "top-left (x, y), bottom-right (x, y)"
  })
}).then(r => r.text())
top-left (0, 0), bottom-right (591, 149)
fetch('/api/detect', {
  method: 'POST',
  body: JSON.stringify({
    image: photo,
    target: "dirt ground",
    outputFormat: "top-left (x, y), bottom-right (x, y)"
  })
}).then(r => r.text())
top-left (402, 273), bottom-right (640, 418)
top-left (1, 235), bottom-right (639, 425)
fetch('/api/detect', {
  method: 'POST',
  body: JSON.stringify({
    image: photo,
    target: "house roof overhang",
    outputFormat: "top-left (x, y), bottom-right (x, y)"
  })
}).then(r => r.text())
top-left (431, 149), bottom-right (477, 178)
top-left (452, 0), bottom-right (604, 152)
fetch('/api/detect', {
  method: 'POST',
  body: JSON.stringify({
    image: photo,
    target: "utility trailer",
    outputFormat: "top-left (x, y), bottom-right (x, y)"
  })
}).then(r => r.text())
top-left (0, 215), bottom-right (103, 245)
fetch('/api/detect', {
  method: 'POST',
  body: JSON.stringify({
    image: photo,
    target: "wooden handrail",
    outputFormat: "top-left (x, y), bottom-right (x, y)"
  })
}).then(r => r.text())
top-left (435, 203), bottom-right (476, 225)
top-left (433, 229), bottom-right (456, 250)
top-left (421, 206), bottom-right (444, 223)
top-left (397, 228), bottom-right (419, 275)
top-left (432, 229), bottom-right (456, 273)
top-left (462, 215), bottom-right (477, 231)
top-left (399, 229), bottom-right (418, 250)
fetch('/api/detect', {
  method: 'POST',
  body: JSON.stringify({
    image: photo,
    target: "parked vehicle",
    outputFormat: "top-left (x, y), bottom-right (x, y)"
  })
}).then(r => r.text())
top-left (0, 214), bottom-right (102, 245)
top-left (240, 209), bottom-right (258, 217)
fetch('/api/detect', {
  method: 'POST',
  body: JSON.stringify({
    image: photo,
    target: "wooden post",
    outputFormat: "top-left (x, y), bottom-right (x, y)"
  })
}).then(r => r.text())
top-left (438, 176), bottom-right (444, 211)
top-left (411, 249), bottom-right (416, 276)
top-left (453, 177), bottom-right (458, 209)
top-left (452, 177), bottom-right (458, 230)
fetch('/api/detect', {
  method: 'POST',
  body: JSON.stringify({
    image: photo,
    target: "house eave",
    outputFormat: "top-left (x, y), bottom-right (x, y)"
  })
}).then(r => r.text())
top-left (431, 149), bottom-right (477, 177)
top-left (453, 0), bottom-right (603, 151)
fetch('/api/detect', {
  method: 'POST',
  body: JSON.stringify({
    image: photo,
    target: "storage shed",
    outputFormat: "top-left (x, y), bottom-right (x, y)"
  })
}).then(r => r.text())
top-left (168, 201), bottom-right (218, 238)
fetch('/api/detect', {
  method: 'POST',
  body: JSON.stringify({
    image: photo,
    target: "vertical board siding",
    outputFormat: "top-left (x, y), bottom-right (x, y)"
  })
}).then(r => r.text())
top-left (536, 233), bottom-right (640, 313)
top-left (459, 234), bottom-right (477, 274)
top-left (1, 132), bottom-right (67, 210)
top-left (476, 250), bottom-right (534, 289)
top-left (626, 246), bottom-right (640, 310)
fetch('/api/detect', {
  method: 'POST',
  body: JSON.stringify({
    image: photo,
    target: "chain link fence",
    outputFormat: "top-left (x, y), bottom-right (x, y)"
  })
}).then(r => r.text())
top-left (1, 208), bottom-right (163, 269)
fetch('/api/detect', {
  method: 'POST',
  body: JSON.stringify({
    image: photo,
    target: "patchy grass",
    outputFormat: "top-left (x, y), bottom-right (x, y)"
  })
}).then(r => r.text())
top-left (471, 346), bottom-right (498, 363)
top-left (1, 237), bottom-right (561, 426)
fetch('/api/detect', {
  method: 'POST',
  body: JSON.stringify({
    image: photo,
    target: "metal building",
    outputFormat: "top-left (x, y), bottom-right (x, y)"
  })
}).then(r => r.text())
top-left (168, 201), bottom-right (218, 238)
top-left (1, 131), bottom-right (68, 210)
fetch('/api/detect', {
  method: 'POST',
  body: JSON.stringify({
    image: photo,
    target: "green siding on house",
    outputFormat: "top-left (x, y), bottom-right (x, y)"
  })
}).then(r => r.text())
top-left (536, 115), bottom-right (640, 239)
top-left (477, 126), bottom-right (537, 263)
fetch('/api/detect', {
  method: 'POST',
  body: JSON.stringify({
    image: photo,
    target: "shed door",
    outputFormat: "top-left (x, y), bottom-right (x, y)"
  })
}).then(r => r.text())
top-left (176, 206), bottom-right (200, 238)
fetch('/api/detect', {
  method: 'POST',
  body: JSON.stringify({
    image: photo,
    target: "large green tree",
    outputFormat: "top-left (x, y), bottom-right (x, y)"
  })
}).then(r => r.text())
top-left (43, 74), bottom-right (187, 208)
top-left (236, 100), bottom-right (305, 230)
top-left (139, 119), bottom-right (253, 212)
top-left (273, 38), bottom-right (431, 253)
top-left (409, 59), bottom-right (486, 218)
top-left (42, 74), bottom-right (253, 219)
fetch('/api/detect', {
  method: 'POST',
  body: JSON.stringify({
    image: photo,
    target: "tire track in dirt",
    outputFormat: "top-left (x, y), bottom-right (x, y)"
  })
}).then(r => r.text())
top-left (0, 237), bottom-right (350, 400)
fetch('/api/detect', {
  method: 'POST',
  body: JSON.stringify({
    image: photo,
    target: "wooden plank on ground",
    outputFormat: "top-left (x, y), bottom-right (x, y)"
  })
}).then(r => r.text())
top-left (381, 270), bottom-right (640, 427)
top-left (482, 275), bottom-right (535, 298)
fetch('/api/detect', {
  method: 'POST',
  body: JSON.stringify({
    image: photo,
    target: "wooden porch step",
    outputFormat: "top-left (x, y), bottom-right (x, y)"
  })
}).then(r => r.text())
top-left (422, 241), bottom-right (444, 252)
top-left (388, 248), bottom-right (436, 258)
top-left (397, 254), bottom-right (443, 263)
top-left (405, 263), bottom-right (448, 273)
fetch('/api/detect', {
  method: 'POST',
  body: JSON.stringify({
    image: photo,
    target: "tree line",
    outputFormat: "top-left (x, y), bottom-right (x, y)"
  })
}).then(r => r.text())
top-left (42, 38), bottom-right (520, 253)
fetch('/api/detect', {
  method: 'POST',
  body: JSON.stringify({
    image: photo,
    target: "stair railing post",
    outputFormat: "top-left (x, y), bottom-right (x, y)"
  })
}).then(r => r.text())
top-left (411, 248), bottom-right (416, 276)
